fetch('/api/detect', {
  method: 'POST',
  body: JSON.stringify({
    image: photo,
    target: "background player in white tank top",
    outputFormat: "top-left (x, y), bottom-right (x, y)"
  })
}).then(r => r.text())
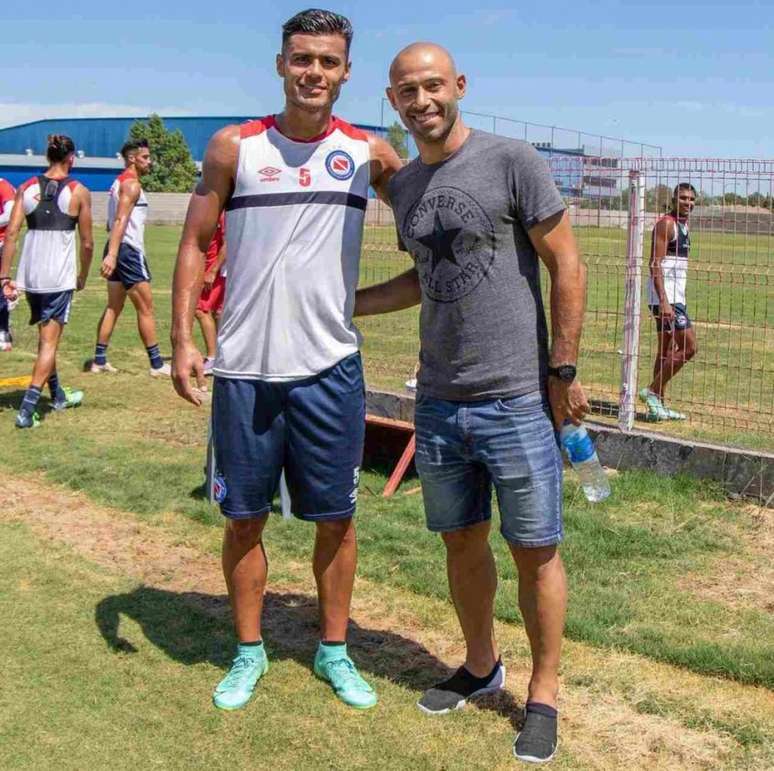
top-left (171, 9), bottom-right (401, 713)
top-left (90, 139), bottom-right (170, 377)
top-left (0, 176), bottom-right (16, 350)
top-left (640, 183), bottom-right (698, 421)
top-left (0, 134), bottom-right (94, 428)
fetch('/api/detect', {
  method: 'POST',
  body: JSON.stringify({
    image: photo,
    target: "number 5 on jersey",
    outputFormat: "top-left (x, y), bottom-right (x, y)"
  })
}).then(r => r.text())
top-left (299, 168), bottom-right (311, 187)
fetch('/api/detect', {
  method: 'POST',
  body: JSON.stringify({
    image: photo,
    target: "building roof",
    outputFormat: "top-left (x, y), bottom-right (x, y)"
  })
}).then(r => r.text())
top-left (0, 116), bottom-right (388, 162)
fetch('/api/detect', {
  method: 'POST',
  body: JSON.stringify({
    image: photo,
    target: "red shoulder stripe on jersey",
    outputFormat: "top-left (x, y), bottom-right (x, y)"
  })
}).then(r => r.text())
top-left (332, 117), bottom-right (369, 142)
top-left (19, 177), bottom-right (38, 193)
top-left (271, 116), bottom-right (341, 143)
top-left (117, 170), bottom-right (135, 183)
top-left (240, 117), bottom-right (275, 139)
top-left (0, 179), bottom-right (15, 200)
top-left (67, 180), bottom-right (79, 192)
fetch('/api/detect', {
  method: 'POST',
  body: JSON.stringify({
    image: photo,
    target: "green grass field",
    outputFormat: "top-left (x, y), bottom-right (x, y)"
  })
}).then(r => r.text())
top-left (0, 224), bottom-right (773, 767)
top-left (359, 224), bottom-right (774, 450)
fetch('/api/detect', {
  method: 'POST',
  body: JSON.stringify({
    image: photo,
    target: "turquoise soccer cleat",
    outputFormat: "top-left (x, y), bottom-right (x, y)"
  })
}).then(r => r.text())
top-left (52, 387), bottom-right (84, 411)
top-left (212, 646), bottom-right (269, 711)
top-left (638, 388), bottom-right (670, 422)
top-left (313, 643), bottom-right (377, 709)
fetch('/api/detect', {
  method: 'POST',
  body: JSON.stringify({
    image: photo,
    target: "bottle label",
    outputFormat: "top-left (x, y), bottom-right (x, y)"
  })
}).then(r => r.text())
top-left (564, 432), bottom-right (595, 464)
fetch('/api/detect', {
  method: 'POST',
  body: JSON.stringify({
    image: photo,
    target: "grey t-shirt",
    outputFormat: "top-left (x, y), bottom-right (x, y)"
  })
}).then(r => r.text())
top-left (388, 130), bottom-right (566, 401)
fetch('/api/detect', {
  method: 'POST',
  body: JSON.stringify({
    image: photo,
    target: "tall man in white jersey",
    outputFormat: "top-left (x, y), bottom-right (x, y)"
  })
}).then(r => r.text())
top-left (171, 9), bottom-right (401, 712)
top-left (1, 134), bottom-right (93, 428)
top-left (90, 139), bottom-right (170, 376)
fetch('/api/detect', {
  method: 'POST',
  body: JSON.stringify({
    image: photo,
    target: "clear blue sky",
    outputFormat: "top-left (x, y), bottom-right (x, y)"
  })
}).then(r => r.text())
top-left (3, 1), bottom-right (772, 157)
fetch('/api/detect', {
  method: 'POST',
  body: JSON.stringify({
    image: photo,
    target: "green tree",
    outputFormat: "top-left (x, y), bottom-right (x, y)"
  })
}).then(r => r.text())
top-left (127, 114), bottom-right (198, 192)
top-left (386, 121), bottom-right (408, 159)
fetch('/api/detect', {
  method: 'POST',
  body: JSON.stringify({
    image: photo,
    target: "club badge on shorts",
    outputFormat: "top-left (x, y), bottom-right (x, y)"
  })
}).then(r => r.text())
top-left (213, 473), bottom-right (228, 504)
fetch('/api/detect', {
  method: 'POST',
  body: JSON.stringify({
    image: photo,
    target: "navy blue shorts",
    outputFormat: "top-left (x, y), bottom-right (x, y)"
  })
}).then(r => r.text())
top-left (26, 290), bottom-right (73, 326)
top-left (211, 352), bottom-right (365, 521)
top-left (414, 390), bottom-right (563, 547)
top-left (105, 242), bottom-right (151, 289)
top-left (650, 302), bottom-right (692, 332)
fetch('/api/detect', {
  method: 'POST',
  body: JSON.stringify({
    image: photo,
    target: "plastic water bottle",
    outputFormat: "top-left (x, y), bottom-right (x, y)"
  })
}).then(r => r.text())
top-left (560, 423), bottom-right (611, 503)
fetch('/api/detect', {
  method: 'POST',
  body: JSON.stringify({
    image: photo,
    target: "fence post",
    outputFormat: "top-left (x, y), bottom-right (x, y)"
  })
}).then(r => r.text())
top-left (618, 169), bottom-right (645, 431)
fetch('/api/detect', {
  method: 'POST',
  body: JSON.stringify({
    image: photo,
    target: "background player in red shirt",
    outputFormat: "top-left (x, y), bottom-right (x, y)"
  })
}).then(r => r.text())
top-left (0, 177), bottom-right (16, 350)
top-left (195, 212), bottom-right (226, 374)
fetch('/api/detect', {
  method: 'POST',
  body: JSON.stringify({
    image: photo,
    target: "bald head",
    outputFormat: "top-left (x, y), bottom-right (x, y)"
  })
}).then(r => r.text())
top-left (386, 41), bottom-right (467, 154)
top-left (389, 42), bottom-right (457, 85)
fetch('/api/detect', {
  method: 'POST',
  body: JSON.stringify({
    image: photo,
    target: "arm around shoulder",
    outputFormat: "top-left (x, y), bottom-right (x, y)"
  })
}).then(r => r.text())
top-left (368, 134), bottom-right (403, 204)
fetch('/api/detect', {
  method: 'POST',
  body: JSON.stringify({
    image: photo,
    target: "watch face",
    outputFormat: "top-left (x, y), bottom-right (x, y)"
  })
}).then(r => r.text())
top-left (557, 365), bottom-right (576, 382)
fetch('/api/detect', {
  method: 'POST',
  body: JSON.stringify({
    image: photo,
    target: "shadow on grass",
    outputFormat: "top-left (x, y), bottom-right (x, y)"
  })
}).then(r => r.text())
top-left (95, 586), bottom-right (523, 728)
top-left (0, 388), bottom-right (58, 418)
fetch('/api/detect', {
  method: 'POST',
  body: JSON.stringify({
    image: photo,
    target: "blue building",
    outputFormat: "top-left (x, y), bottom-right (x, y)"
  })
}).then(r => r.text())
top-left (0, 116), bottom-right (393, 191)
top-left (0, 115), bottom-right (588, 196)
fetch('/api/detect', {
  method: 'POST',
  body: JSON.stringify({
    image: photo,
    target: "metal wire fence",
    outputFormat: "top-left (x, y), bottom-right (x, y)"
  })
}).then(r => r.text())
top-left (358, 156), bottom-right (774, 452)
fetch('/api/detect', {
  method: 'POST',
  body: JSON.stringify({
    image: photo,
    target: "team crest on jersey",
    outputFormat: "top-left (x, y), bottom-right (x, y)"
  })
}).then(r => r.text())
top-left (325, 150), bottom-right (355, 181)
top-left (213, 473), bottom-right (228, 503)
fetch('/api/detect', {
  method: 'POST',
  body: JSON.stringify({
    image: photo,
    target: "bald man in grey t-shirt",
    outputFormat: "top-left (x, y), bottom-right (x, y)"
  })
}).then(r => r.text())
top-left (355, 43), bottom-right (589, 764)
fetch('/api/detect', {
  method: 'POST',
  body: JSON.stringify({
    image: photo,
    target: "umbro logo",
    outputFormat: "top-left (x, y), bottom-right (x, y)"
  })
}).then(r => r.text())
top-left (258, 166), bottom-right (281, 182)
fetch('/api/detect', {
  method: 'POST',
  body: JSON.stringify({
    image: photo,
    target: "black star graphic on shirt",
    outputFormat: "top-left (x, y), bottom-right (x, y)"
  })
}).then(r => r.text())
top-left (416, 211), bottom-right (462, 272)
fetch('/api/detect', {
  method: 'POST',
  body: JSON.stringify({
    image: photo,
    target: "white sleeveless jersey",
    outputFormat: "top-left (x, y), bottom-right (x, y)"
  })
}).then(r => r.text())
top-left (16, 176), bottom-right (78, 293)
top-left (648, 216), bottom-right (690, 306)
top-left (108, 171), bottom-right (148, 254)
top-left (215, 116), bottom-right (371, 380)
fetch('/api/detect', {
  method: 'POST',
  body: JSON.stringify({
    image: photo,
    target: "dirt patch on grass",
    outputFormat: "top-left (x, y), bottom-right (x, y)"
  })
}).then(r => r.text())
top-left (680, 503), bottom-right (774, 613)
top-left (2, 474), bottom-right (772, 769)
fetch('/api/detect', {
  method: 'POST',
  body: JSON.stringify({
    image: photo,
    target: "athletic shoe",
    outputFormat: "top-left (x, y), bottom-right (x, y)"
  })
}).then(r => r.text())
top-left (89, 361), bottom-right (118, 374)
top-left (313, 645), bottom-right (378, 709)
top-left (638, 387), bottom-right (670, 422)
top-left (149, 362), bottom-right (172, 378)
top-left (52, 387), bottom-right (84, 411)
top-left (417, 659), bottom-right (505, 714)
top-left (405, 378), bottom-right (417, 392)
top-left (15, 411), bottom-right (40, 429)
top-left (203, 358), bottom-right (214, 376)
top-left (513, 703), bottom-right (558, 764)
top-left (0, 330), bottom-right (12, 351)
top-left (665, 406), bottom-right (687, 421)
top-left (212, 647), bottom-right (269, 711)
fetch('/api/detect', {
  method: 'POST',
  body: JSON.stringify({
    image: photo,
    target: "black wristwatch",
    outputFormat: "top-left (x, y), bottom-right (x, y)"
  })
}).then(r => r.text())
top-left (547, 364), bottom-right (577, 383)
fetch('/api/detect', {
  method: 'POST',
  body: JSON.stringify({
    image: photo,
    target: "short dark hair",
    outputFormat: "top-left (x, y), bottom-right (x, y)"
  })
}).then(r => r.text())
top-left (282, 8), bottom-right (353, 54)
top-left (120, 138), bottom-right (149, 161)
top-left (673, 182), bottom-right (697, 199)
top-left (46, 134), bottom-right (75, 163)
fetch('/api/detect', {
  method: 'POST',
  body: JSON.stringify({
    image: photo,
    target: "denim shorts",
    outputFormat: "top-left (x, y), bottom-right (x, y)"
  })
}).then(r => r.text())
top-left (414, 390), bottom-right (563, 547)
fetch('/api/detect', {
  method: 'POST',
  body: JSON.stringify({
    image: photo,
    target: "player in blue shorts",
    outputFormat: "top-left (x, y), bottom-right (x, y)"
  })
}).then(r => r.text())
top-left (171, 9), bottom-right (401, 712)
top-left (0, 177), bottom-right (16, 351)
top-left (90, 139), bottom-right (170, 376)
top-left (640, 183), bottom-right (697, 421)
top-left (0, 135), bottom-right (94, 428)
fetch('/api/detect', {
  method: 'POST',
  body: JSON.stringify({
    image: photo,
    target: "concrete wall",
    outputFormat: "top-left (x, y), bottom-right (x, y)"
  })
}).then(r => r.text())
top-left (365, 388), bottom-right (774, 505)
